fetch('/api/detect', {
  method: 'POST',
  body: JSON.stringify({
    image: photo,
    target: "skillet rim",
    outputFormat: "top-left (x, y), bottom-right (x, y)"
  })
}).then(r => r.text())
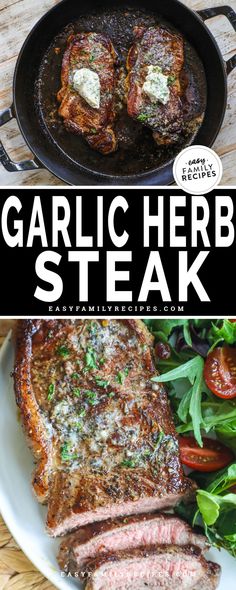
top-left (12, 0), bottom-right (228, 184)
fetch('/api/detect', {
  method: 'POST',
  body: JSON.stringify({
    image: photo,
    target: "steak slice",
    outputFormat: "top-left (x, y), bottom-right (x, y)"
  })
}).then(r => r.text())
top-left (14, 319), bottom-right (195, 535)
top-left (84, 545), bottom-right (221, 590)
top-left (58, 513), bottom-right (207, 576)
top-left (57, 32), bottom-right (118, 154)
top-left (126, 25), bottom-right (203, 145)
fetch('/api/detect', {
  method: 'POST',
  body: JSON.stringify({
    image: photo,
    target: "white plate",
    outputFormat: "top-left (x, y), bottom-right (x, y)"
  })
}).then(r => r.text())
top-left (0, 332), bottom-right (236, 590)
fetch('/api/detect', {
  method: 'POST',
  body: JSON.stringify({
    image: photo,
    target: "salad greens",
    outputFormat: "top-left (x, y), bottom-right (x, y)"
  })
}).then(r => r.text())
top-left (145, 318), bottom-right (236, 557)
top-left (176, 463), bottom-right (236, 556)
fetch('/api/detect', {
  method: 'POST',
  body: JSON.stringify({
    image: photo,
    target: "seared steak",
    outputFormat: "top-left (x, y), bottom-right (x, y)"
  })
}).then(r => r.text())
top-left (126, 25), bottom-right (203, 145)
top-left (84, 545), bottom-right (221, 590)
top-left (57, 33), bottom-right (118, 154)
top-left (58, 513), bottom-right (207, 577)
top-left (14, 319), bottom-right (195, 536)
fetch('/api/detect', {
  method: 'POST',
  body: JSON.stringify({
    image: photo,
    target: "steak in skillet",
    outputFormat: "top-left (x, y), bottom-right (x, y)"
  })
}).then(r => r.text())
top-left (126, 25), bottom-right (203, 145)
top-left (84, 545), bottom-right (221, 590)
top-left (57, 32), bottom-right (118, 154)
top-left (14, 319), bottom-right (195, 536)
top-left (58, 513), bottom-right (207, 577)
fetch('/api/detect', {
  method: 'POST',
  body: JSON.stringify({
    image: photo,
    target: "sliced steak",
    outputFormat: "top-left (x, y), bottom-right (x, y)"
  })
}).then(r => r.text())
top-left (58, 513), bottom-right (207, 576)
top-left (84, 545), bottom-right (221, 590)
top-left (14, 319), bottom-right (195, 536)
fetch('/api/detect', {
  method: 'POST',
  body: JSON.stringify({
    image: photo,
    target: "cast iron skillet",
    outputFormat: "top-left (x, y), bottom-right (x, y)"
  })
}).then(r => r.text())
top-left (0, 0), bottom-right (236, 186)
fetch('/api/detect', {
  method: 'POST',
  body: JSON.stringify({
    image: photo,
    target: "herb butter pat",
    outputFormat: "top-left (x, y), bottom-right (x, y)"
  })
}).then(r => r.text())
top-left (73, 68), bottom-right (100, 109)
top-left (143, 66), bottom-right (170, 105)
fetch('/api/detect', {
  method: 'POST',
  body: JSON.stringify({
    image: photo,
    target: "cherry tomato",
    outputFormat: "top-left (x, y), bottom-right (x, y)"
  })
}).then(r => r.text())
top-left (204, 346), bottom-right (236, 399)
top-left (179, 436), bottom-right (234, 472)
top-left (229, 319), bottom-right (236, 323)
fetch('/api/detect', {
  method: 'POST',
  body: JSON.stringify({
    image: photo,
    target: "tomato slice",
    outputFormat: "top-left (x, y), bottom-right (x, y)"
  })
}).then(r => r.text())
top-left (204, 346), bottom-right (236, 399)
top-left (179, 436), bottom-right (234, 472)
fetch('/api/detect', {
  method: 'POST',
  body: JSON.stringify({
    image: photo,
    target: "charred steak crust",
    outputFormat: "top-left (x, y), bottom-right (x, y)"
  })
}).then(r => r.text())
top-left (14, 320), bottom-right (53, 502)
top-left (57, 32), bottom-right (118, 154)
top-left (14, 319), bottom-right (195, 535)
top-left (84, 544), bottom-right (221, 590)
top-left (58, 512), bottom-right (208, 576)
top-left (126, 25), bottom-right (202, 145)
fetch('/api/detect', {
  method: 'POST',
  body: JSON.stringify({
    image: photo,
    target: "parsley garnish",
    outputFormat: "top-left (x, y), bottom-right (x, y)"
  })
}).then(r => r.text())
top-left (78, 407), bottom-right (86, 418)
top-left (72, 372), bottom-right (79, 379)
top-left (115, 368), bottom-right (129, 384)
top-left (168, 75), bottom-right (176, 84)
top-left (60, 442), bottom-right (78, 462)
top-left (95, 377), bottom-right (110, 388)
top-left (84, 347), bottom-right (97, 372)
top-left (57, 345), bottom-right (70, 358)
top-left (47, 383), bottom-right (55, 401)
top-left (85, 390), bottom-right (97, 405)
top-left (121, 458), bottom-right (137, 468)
top-left (89, 53), bottom-right (95, 62)
top-left (73, 388), bottom-right (81, 397)
top-left (137, 113), bottom-right (149, 122)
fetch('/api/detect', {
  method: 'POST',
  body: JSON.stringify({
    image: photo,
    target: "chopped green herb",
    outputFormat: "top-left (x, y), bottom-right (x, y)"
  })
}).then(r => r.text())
top-left (95, 377), bottom-right (110, 388)
top-left (168, 75), bottom-right (176, 84)
top-left (108, 391), bottom-right (115, 398)
top-left (121, 458), bottom-right (137, 468)
top-left (72, 372), bottom-right (79, 379)
top-left (89, 53), bottom-right (95, 62)
top-left (47, 383), bottom-right (55, 401)
top-left (47, 330), bottom-right (53, 339)
top-left (99, 358), bottom-right (105, 365)
top-left (84, 347), bottom-right (97, 371)
top-left (150, 431), bottom-right (165, 461)
top-left (90, 128), bottom-right (97, 135)
top-left (88, 321), bottom-right (98, 332)
top-left (57, 345), bottom-right (70, 358)
top-left (137, 113), bottom-right (149, 122)
top-left (60, 442), bottom-right (78, 462)
top-left (143, 448), bottom-right (151, 457)
top-left (116, 369), bottom-right (129, 384)
top-left (78, 407), bottom-right (86, 418)
top-left (73, 388), bottom-right (81, 397)
top-left (85, 390), bottom-right (97, 405)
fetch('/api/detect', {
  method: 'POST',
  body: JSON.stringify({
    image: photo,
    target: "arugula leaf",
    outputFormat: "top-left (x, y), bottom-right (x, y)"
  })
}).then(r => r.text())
top-left (177, 399), bottom-right (236, 443)
top-left (208, 320), bottom-right (236, 349)
top-left (176, 463), bottom-right (236, 556)
top-left (216, 421), bottom-right (236, 452)
top-left (152, 356), bottom-right (204, 446)
top-left (197, 490), bottom-right (236, 525)
top-left (144, 319), bottom-right (189, 342)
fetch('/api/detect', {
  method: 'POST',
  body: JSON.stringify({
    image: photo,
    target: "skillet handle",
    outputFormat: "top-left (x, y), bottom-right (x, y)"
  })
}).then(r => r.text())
top-left (197, 5), bottom-right (236, 75)
top-left (0, 105), bottom-right (41, 172)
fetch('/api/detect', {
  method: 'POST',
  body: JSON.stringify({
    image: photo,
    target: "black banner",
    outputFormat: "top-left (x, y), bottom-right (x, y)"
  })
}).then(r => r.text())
top-left (0, 187), bottom-right (235, 316)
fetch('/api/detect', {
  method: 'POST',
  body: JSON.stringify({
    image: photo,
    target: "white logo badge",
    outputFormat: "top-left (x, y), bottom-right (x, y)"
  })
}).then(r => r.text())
top-left (173, 145), bottom-right (223, 195)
